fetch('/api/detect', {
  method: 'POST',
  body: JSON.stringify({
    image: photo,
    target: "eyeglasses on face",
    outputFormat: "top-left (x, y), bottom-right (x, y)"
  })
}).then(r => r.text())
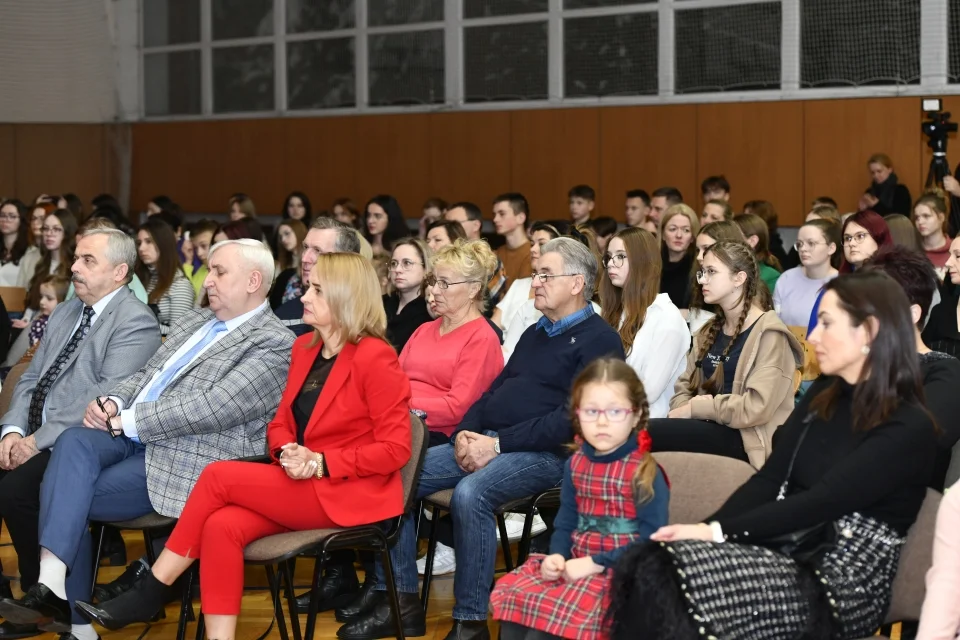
top-left (41, 226), bottom-right (63, 234)
top-left (424, 275), bottom-right (474, 290)
top-left (842, 232), bottom-right (871, 246)
top-left (576, 408), bottom-right (635, 423)
top-left (602, 253), bottom-right (627, 268)
top-left (794, 240), bottom-right (826, 251)
top-left (532, 272), bottom-right (580, 283)
top-left (389, 259), bottom-right (423, 272)
top-left (0, 214), bottom-right (18, 221)
top-left (696, 268), bottom-right (721, 284)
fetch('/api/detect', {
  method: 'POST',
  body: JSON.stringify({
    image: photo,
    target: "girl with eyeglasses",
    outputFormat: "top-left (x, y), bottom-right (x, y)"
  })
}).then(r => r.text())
top-left (840, 210), bottom-right (893, 273)
top-left (649, 241), bottom-right (802, 468)
top-left (382, 237), bottom-right (432, 352)
top-left (0, 199), bottom-right (39, 289)
top-left (600, 227), bottom-right (689, 419)
top-left (772, 218), bottom-right (840, 327)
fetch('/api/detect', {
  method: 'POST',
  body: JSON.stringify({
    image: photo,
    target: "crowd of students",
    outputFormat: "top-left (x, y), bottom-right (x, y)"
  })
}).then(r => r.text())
top-left (0, 147), bottom-right (958, 640)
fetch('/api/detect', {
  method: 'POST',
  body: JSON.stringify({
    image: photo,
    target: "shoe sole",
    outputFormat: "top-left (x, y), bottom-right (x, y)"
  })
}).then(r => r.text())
top-left (73, 602), bottom-right (126, 631)
top-left (0, 602), bottom-right (67, 633)
top-left (336, 625), bottom-right (426, 640)
top-left (36, 619), bottom-right (70, 634)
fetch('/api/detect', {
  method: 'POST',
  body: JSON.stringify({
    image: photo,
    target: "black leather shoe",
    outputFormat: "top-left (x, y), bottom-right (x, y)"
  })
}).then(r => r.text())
top-left (73, 570), bottom-right (171, 631)
top-left (442, 620), bottom-right (490, 640)
top-left (0, 621), bottom-right (40, 639)
top-left (57, 632), bottom-right (100, 640)
top-left (295, 564), bottom-right (360, 614)
top-left (0, 584), bottom-right (71, 634)
top-left (92, 561), bottom-right (148, 603)
top-left (335, 592), bottom-right (425, 640)
top-left (334, 574), bottom-right (380, 623)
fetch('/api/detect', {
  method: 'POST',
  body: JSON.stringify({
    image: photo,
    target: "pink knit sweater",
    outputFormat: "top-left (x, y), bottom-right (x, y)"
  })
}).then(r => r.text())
top-left (918, 483), bottom-right (960, 640)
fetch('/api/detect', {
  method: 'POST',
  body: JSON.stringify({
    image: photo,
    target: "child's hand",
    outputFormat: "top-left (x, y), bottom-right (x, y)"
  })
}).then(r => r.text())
top-left (540, 554), bottom-right (565, 581)
top-left (562, 556), bottom-right (604, 582)
top-left (11, 319), bottom-right (28, 329)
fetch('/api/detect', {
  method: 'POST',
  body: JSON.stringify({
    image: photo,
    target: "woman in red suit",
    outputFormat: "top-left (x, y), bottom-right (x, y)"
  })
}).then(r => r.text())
top-left (75, 253), bottom-right (413, 640)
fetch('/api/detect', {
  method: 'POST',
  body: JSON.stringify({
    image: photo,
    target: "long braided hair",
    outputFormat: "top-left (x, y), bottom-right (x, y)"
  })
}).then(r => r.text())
top-left (688, 241), bottom-right (761, 397)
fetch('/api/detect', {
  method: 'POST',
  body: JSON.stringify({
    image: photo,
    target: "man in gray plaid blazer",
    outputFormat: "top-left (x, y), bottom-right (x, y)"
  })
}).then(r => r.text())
top-left (0, 240), bottom-right (294, 637)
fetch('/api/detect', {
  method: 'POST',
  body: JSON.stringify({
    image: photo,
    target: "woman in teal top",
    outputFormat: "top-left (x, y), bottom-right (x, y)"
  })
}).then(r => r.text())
top-left (734, 212), bottom-right (782, 296)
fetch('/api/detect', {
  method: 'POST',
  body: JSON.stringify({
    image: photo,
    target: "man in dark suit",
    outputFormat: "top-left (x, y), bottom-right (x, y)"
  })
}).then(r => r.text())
top-left (0, 229), bottom-right (160, 640)
top-left (0, 239), bottom-right (293, 640)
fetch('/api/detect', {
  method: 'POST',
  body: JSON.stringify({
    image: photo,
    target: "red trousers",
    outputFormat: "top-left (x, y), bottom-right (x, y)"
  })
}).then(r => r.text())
top-left (165, 461), bottom-right (336, 615)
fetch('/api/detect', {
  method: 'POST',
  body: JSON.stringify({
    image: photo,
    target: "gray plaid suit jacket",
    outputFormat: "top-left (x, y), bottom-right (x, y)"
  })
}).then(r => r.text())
top-left (1, 287), bottom-right (161, 450)
top-left (111, 304), bottom-right (294, 517)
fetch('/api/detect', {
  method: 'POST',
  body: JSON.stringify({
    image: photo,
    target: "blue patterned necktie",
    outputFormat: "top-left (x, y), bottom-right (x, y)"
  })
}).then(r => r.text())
top-left (28, 306), bottom-right (95, 432)
top-left (143, 321), bottom-right (228, 402)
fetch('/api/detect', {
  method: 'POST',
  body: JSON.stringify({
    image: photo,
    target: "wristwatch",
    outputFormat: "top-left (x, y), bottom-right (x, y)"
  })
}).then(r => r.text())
top-left (493, 437), bottom-right (501, 455)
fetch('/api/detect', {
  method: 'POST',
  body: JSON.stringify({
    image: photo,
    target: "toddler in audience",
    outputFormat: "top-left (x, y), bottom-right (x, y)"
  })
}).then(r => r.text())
top-left (27, 274), bottom-right (69, 346)
top-left (490, 358), bottom-right (669, 640)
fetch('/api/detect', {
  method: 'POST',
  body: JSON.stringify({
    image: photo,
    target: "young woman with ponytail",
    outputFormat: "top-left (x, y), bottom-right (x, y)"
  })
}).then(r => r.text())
top-left (491, 358), bottom-right (669, 640)
top-left (649, 241), bottom-right (802, 469)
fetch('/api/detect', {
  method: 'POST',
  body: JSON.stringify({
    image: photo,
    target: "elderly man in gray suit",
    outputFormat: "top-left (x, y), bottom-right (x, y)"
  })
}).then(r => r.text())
top-left (0, 228), bottom-right (160, 637)
top-left (0, 239), bottom-right (294, 640)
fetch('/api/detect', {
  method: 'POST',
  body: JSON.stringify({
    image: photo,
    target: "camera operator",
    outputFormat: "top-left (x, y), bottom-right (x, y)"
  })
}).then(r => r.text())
top-left (859, 153), bottom-right (912, 216)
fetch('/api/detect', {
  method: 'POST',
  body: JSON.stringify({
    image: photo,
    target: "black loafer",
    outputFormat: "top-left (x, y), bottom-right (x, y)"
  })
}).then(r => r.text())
top-left (335, 592), bottom-right (425, 640)
top-left (0, 584), bottom-right (71, 634)
top-left (57, 632), bottom-right (100, 640)
top-left (335, 577), bottom-right (380, 623)
top-left (92, 561), bottom-right (148, 603)
top-left (294, 564), bottom-right (360, 614)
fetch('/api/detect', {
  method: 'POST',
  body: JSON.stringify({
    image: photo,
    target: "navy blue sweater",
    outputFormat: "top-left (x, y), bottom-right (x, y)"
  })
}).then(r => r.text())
top-left (454, 313), bottom-right (625, 455)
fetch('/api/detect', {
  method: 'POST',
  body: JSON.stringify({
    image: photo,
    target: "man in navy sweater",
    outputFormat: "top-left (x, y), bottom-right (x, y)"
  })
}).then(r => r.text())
top-left (338, 238), bottom-right (625, 640)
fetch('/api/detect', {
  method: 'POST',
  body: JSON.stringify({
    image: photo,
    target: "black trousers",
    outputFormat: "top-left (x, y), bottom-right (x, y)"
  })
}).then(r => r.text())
top-left (499, 622), bottom-right (563, 640)
top-left (647, 418), bottom-right (749, 463)
top-left (0, 450), bottom-right (52, 590)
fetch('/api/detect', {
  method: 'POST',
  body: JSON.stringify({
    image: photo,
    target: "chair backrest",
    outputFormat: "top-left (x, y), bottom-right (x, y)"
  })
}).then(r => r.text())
top-left (654, 452), bottom-right (756, 524)
top-left (400, 415), bottom-right (429, 513)
top-left (787, 325), bottom-right (821, 382)
top-left (0, 361), bottom-right (28, 418)
top-left (946, 443), bottom-right (960, 488)
top-left (0, 287), bottom-right (26, 313)
top-left (884, 488), bottom-right (942, 623)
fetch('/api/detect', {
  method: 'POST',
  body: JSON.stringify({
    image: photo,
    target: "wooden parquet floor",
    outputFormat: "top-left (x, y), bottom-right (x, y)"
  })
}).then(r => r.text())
top-left (0, 530), bottom-right (498, 640)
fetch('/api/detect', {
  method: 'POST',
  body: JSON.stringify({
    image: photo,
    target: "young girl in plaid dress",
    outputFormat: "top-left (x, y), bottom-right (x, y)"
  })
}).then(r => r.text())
top-left (490, 358), bottom-right (669, 640)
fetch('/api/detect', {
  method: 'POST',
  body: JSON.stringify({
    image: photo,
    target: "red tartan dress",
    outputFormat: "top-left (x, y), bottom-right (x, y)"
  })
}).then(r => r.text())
top-left (490, 446), bottom-right (644, 639)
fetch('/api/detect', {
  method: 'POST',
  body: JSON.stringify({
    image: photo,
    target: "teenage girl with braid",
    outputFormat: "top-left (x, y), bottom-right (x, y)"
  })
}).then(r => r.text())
top-left (647, 241), bottom-right (802, 469)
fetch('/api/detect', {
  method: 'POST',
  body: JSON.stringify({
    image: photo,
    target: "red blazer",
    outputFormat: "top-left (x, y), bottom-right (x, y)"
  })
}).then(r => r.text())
top-left (267, 335), bottom-right (413, 527)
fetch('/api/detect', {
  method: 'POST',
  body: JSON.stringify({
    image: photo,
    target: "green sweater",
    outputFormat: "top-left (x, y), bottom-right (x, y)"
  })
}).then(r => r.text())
top-left (760, 262), bottom-right (781, 296)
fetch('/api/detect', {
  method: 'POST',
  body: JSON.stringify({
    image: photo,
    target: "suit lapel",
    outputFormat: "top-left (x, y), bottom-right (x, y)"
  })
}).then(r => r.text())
top-left (305, 341), bottom-right (356, 432)
top-left (58, 290), bottom-right (127, 375)
top-left (171, 307), bottom-right (267, 381)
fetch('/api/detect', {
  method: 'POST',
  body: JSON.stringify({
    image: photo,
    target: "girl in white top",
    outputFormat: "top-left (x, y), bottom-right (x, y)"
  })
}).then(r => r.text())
top-left (0, 199), bottom-right (39, 288)
top-left (600, 227), bottom-right (690, 419)
top-left (773, 218), bottom-right (840, 328)
top-left (495, 222), bottom-right (562, 330)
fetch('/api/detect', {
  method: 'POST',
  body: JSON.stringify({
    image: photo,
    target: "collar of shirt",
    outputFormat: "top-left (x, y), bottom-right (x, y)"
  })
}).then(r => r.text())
top-left (80, 286), bottom-right (124, 329)
top-left (536, 304), bottom-right (594, 337)
top-left (220, 300), bottom-right (269, 333)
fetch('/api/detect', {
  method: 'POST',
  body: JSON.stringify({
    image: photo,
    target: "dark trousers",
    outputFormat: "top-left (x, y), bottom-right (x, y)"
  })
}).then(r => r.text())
top-left (499, 622), bottom-right (562, 640)
top-left (0, 450), bottom-right (52, 590)
top-left (647, 418), bottom-right (749, 463)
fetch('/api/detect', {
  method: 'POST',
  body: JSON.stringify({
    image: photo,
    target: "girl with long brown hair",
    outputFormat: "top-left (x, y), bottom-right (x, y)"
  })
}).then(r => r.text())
top-left (649, 241), bottom-right (802, 468)
top-left (492, 358), bottom-right (668, 640)
top-left (135, 217), bottom-right (196, 336)
top-left (599, 227), bottom-right (689, 418)
top-left (734, 212), bottom-right (782, 294)
top-left (23, 209), bottom-right (77, 317)
top-left (270, 219), bottom-right (307, 309)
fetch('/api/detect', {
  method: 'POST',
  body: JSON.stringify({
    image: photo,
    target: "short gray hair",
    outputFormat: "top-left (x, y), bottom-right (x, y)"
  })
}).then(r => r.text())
top-left (310, 217), bottom-right (361, 253)
top-left (82, 228), bottom-right (136, 283)
top-left (540, 237), bottom-right (598, 302)
top-left (208, 238), bottom-right (276, 290)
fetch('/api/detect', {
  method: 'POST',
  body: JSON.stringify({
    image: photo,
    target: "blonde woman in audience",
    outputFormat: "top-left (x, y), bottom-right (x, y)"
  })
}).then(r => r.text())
top-left (649, 241), bottom-right (802, 469)
top-left (912, 189), bottom-right (952, 278)
top-left (917, 480), bottom-right (960, 640)
top-left (884, 213), bottom-right (924, 252)
top-left (494, 222), bottom-right (562, 331)
top-left (270, 219), bottom-right (307, 309)
top-left (658, 204), bottom-right (699, 310)
top-left (382, 238), bottom-right (432, 351)
top-left (773, 218), bottom-right (840, 327)
top-left (734, 212), bottom-right (782, 294)
top-left (134, 217), bottom-right (197, 337)
top-left (600, 227), bottom-right (689, 419)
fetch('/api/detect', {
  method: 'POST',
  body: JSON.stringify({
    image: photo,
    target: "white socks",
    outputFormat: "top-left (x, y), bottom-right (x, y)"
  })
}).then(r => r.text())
top-left (70, 624), bottom-right (99, 640)
top-left (37, 553), bottom-right (67, 600)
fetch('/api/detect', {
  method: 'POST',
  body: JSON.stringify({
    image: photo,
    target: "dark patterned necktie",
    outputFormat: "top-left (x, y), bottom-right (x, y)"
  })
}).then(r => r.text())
top-left (27, 306), bottom-right (95, 432)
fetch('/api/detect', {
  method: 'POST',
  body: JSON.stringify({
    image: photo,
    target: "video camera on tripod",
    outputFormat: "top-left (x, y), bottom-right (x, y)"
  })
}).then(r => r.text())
top-left (922, 98), bottom-right (959, 188)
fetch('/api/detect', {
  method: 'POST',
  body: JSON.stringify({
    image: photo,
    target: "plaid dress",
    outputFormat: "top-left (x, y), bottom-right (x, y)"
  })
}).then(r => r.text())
top-left (491, 446), bottom-right (648, 639)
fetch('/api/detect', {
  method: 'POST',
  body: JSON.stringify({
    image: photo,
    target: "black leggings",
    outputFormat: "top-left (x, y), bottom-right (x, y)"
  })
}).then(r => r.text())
top-left (647, 418), bottom-right (749, 463)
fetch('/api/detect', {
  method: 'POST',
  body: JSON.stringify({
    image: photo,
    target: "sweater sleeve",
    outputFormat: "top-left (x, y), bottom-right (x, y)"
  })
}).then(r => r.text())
top-left (158, 278), bottom-right (197, 337)
top-left (592, 469), bottom-right (670, 568)
top-left (453, 360), bottom-right (510, 437)
top-left (921, 357), bottom-right (960, 449)
top-left (871, 184), bottom-right (913, 216)
top-left (714, 411), bottom-right (936, 540)
top-left (410, 328), bottom-right (504, 428)
top-left (916, 483), bottom-right (960, 640)
top-left (548, 461), bottom-right (577, 558)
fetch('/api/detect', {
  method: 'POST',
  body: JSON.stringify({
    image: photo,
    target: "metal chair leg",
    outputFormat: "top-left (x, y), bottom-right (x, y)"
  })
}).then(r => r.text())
top-left (420, 505), bottom-right (442, 614)
top-left (303, 552), bottom-right (325, 640)
top-left (175, 565), bottom-right (195, 640)
top-left (380, 547), bottom-right (406, 640)
top-left (497, 514), bottom-right (514, 571)
top-left (516, 507), bottom-right (537, 566)
top-left (265, 565), bottom-right (290, 640)
top-left (280, 559), bottom-right (303, 640)
top-left (90, 525), bottom-right (107, 594)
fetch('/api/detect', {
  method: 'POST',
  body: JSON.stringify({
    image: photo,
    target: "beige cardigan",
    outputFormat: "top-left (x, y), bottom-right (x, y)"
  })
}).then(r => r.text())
top-left (670, 310), bottom-right (803, 469)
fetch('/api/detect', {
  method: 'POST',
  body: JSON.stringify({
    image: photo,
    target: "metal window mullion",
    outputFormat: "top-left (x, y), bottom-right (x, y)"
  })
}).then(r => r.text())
top-left (367, 21), bottom-right (445, 35)
top-left (444, 0), bottom-right (461, 106)
top-left (286, 29), bottom-right (359, 42)
top-left (561, 4), bottom-right (658, 19)
top-left (921, 0), bottom-right (948, 86)
top-left (548, 0), bottom-right (562, 102)
top-left (659, 0), bottom-right (675, 97)
top-left (274, 0), bottom-right (286, 113)
top-left (357, 0), bottom-right (369, 110)
top-left (781, 0), bottom-right (799, 91)
top-left (209, 35), bottom-right (276, 48)
top-left (201, 0), bottom-right (213, 115)
top-left (462, 13), bottom-right (549, 27)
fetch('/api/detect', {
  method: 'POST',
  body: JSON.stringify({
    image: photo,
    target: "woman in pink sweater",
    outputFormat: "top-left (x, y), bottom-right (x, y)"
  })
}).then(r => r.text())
top-left (400, 239), bottom-right (504, 447)
top-left (918, 482), bottom-right (960, 640)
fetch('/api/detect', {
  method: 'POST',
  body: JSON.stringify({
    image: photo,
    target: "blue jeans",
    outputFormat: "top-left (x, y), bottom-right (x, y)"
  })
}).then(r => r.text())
top-left (374, 441), bottom-right (565, 621)
top-left (38, 428), bottom-right (154, 624)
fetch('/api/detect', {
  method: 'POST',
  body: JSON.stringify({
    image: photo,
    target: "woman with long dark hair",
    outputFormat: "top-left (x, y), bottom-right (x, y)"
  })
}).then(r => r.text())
top-left (281, 191), bottom-right (312, 226)
top-left (363, 195), bottom-right (408, 256)
top-left (0, 199), bottom-right (38, 288)
top-left (135, 218), bottom-right (196, 335)
top-left (270, 219), bottom-right (308, 309)
top-left (608, 270), bottom-right (937, 640)
top-left (24, 209), bottom-right (77, 316)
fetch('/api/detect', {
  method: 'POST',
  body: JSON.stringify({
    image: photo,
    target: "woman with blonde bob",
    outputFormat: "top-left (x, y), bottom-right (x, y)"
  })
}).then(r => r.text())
top-left (600, 227), bottom-right (689, 419)
top-left (658, 204), bottom-right (700, 310)
top-left (78, 253), bottom-right (413, 640)
top-left (402, 239), bottom-right (504, 446)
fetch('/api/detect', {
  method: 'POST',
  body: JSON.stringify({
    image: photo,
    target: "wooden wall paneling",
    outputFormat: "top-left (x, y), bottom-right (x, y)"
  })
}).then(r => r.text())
top-left (697, 101), bottom-right (805, 226)
top-left (131, 121), bottom-right (226, 214)
top-left (427, 111), bottom-right (511, 209)
top-left (353, 113), bottom-right (433, 217)
top-left (214, 119), bottom-right (287, 216)
top-left (281, 116), bottom-right (358, 215)
top-left (0, 125), bottom-right (15, 200)
top-left (804, 97), bottom-right (922, 215)
top-left (14, 124), bottom-right (106, 204)
top-left (510, 109), bottom-right (600, 221)
top-left (598, 105), bottom-right (698, 223)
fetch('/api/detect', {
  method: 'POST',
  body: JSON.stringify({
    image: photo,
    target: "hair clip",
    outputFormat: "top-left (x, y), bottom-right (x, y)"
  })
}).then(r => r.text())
top-left (638, 430), bottom-right (653, 454)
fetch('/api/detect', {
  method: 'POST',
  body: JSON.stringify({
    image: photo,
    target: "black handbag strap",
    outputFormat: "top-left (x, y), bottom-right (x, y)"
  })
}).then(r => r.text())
top-left (776, 413), bottom-right (815, 502)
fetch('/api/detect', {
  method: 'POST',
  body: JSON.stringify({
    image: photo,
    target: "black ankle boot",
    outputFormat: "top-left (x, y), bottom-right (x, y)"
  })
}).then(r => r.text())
top-left (294, 563), bottom-right (360, 614)
top-left (335, 572), bottom-right (377, 623)
top-left (73, 570), bottom-right (171, 630)
top-left (442, 620), bottom-right (490, 640)
top-left (335, 592), bottom-right (424, 640)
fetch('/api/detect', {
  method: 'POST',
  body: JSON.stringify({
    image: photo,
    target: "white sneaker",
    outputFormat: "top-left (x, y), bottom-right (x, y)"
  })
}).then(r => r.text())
top-left (415, 541), bottom-right (456, 576)
top-left (496, 513), bottom-right (548, 542)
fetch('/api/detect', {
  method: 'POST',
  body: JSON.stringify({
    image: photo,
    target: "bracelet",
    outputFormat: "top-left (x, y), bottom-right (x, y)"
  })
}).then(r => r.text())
top-left (314, 453), bottom-right (324, 480)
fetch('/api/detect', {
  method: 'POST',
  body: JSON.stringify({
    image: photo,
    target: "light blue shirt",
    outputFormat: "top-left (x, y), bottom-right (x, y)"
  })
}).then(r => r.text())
top-left (535, 304), bottom-right (595, 337)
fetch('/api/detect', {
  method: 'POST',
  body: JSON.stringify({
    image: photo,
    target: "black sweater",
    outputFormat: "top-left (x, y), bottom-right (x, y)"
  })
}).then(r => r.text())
top-left (920, 350), bottom-right (960, 490)
top-left (710, 376), bottom-right (936, 539)
top-left (660, 249), bottom-right (694, 309)
top-left (383, 293), bottom-right (431, 353)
